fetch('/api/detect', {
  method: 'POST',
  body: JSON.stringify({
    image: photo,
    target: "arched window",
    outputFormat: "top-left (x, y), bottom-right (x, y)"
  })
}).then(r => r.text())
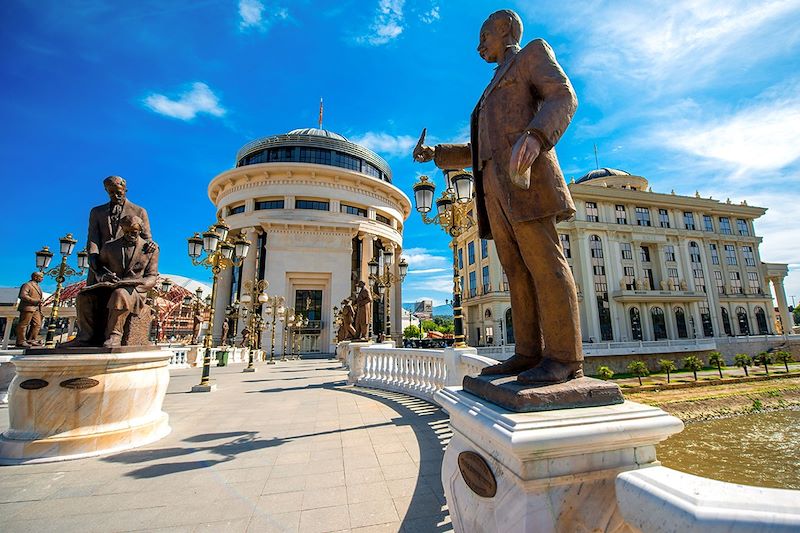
top-left (651, 307), bottom-right (667, 340)
top-left (736, 306), bottom-right (751, 336)
top-left (629, 307), bottom-right (643, 341)
top-left (590, 235), bottom-right (613, 341)
top-left (721, 307), bottom-right (732, 336)
top-left (674, 307), bottom-right (688, 338)
top-left (699, 303), bottom-right (714, 337)
top-left (505, 308), bottom-right (514, 345)
top-left (755, 307), bottom-right (769, 335)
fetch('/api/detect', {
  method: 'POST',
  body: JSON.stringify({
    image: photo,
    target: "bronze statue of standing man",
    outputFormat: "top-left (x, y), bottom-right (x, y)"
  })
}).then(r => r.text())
top-left (16, 272), bottom-right (44, 347)
top-left (353, 282), bottom-right (372, 341)
top-left (414, 9), bottom-right (582, 384)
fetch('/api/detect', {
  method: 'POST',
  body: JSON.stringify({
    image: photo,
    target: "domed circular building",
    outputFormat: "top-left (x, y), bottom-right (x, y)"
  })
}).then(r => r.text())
top-left (208, 127), bottom-right (411, 353)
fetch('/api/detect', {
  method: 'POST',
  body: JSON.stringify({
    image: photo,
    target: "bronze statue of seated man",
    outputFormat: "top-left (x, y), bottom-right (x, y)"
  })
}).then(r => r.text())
top-left (63, 215), bottom-right (159, 348)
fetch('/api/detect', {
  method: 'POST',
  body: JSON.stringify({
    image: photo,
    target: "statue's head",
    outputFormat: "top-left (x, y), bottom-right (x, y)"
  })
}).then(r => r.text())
top-left (119, 215), bottom-right (143, 244)
top-left (357, 281), bottom-right (365, 289)
top-left (103, 175), bottom-right (127, 205)
top-left (478, 9), bottom-right (523, 64)
top-left (31, 271), bottom-right (44, 282)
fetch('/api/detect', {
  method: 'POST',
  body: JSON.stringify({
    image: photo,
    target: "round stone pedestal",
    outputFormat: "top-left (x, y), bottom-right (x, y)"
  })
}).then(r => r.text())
top-left (0, 348), bottom-right (172, 464)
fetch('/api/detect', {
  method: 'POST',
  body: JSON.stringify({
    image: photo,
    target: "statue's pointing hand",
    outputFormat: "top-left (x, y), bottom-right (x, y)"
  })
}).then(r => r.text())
top-left (509, 132), bottom-right (541, 190)
top-left (413, 128), bottom-right (435, 163)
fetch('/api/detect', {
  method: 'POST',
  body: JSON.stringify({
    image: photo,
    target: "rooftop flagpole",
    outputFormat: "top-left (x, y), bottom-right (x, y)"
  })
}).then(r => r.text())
top-left (318, 98), bottom-right (323, 129)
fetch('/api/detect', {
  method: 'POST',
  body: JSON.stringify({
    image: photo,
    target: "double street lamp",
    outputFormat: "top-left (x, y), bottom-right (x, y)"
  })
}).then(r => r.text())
top-left (182, 286), bottom-right (206, 344)
top-left (263, 295), bottom-right (286, 364)
top-left (368, 249), bottom-right (408, 338)
top-left (240, 279), bottom-right (269, 372)
top-left (412, 170), bottom-right (475, 348)
top-left (290, 312), bottom-right (309, 359)
top-left (35, 234), bottom-right (89, 347)
top-left (187, 216), bottom-right (251, 392)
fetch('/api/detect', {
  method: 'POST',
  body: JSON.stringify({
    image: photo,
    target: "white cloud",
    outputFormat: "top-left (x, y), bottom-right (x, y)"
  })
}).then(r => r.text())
top-left (420, 3), bottom-right (439, 24)
top-left (409, 268), bottom-right (447, 274)
top-left (143, 82), bottom-right (226, 121)
top-left (403, 274), bottom-right (454, 295)
top-left (238, 0), bottom-right (288, 32)
top-left (402, 247), bottom-right (450, 270)
top-left (351, 131), bottom-right (416, 157)
top-left (358, 0), bottom-right (405, 45)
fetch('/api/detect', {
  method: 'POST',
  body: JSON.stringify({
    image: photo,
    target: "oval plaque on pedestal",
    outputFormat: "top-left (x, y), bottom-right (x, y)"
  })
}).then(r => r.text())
top-left (60, 377), bottom-right (100, 390)
top-left (458, 451), bottom-right (496, 498)
top-left (19, 379), bottom-right (48, 390)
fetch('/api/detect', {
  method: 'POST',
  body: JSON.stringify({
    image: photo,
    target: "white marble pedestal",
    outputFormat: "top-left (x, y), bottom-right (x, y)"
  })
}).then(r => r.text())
top-left (435, 386), bottom-right (684, 533)
top-left (0, 349), bottom-right (172, 464)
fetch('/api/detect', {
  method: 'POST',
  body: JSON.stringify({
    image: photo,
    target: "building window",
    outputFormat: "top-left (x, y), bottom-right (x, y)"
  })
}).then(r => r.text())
top-left (298, 147), bottom-right (332, 165)
top-left (719, 217), bottom-right (732, 235)
top-left (737, 218), bottom-right (750, 236)
top-left (624, 266), bottom-right (635, 290)
top-left (468, 270), bottom-right (477, 298)
top-left (644, 268), bottom-right (654, 290)
top-left (736, 306), bottom-right (750, 336)
top-left (341, 204), bottom-right (367, 217)
top-left (362, 161), bottom-right (383, 179)
top-left (229, 204), bottom-right (245, 215)
top-left (467, 241), bottom-right (475, 265)
top-left (560, 234), bottom-right (571, 258)
top-left (480, 239), bottom-right (489, 259)
top-left (590, 235), bottom-right (613, 340)
top-left (482, 265), bottom-right (490, 293)
top-left (640, 245), bottom-right (651, 263)
top-left (621, 242), bottom-right (633, 260)
top-left (684, 212), bottom-right (696, 230)
top-left (729, 271), bottom-right (742, 294)
top-left (710, 244), bottom-right (720, 265)
top-left (755, 307), bottom-right (769, 334)
top-left (651, 307), bottom-right (667, 340)
top-left (635, 207), bottom-right (651, 226)
top-left (721, 307), bottom-right (733, 336)
top-left (724, 244), bottom-right (737, 265)
top-left (747, 271), bottom-right (761, 294)
top-left (703, 215), bottom-right (714, 232)
top-left (741, 246), bottom-right (756, 267)
top-left (714, 271), bottom-right (724, 294)
top-left (334, 151), bottom-right (361, 171)
top-left (700, 303), bottom-right (714, 337)
top-left (667, 267), bottom-right (679, 287)
top-left (585, 201), bottom-right (599, 222)
top-left (693, 268), bottom-right (706, 293)
top-left (296, 199), bottom-right (329, 211)
top-left (630, 307), bottom-right (643, 340)
top-left (615, 205), bottom-right (627, 224)
top-left (675, 307), bottom-right (688, 338)
top-left (663, 245), bottom-right (676, 262)
top-left (255, 199), bottom-right (284, 210)
top-left (457, 248), bottom-right (463, 269)
top-left (375, 213), bottom-right (391, 225)
top-left (658, 209), bottom-right (670, 228)
top-left (689, 242), bottom-right (701, 263)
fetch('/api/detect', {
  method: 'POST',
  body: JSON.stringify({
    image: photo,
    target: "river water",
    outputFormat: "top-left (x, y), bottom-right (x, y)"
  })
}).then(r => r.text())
top-left (657, 409), bottom-right (800, 490)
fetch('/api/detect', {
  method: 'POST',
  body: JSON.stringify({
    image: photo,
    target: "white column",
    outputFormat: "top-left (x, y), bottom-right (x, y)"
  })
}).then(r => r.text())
top-left (1, 317), bottom-right (12, 349)
top-left (771, 277), bottom-right (792, 335)
top-left (393, 249), bottom-right (403, 341)
top-left (213, 265), bottom-right (234, 343)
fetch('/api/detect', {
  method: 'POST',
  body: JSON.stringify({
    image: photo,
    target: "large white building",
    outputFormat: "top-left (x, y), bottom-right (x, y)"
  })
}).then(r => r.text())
top-left (207, 128), bottom-right (411, 353)
top-left (455, 168), bottom-right (792, 350)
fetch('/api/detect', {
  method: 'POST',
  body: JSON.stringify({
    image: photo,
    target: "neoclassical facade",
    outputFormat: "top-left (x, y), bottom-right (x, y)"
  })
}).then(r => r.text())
top-left (207, 128), bottom-right (411, 353)
top-left (455, 168), bottom-right (792, 347)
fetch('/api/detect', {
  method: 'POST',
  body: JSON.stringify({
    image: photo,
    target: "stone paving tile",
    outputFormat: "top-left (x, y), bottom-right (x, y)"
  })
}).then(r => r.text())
top-left (0, 358), bottom-right (453, 532)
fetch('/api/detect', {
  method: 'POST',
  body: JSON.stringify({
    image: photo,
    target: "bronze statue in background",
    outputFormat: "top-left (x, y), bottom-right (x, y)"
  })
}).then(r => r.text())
top-left (414, 9), bottom-right (582, 384)
top-left (64, 215), bottom-right (159, 347)
top-left (220, 320), bottom-right (229, 346)
top-left (353, 282), bottom-right (372, 341)
top-left (16, 272), bottom-right (45, 347)
top-left (337, 298), bottom-right (356, 342)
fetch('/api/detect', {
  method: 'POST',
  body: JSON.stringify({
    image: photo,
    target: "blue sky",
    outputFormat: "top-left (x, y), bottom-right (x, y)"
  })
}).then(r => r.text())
top-left (1, 0), bottom-right (799, 307)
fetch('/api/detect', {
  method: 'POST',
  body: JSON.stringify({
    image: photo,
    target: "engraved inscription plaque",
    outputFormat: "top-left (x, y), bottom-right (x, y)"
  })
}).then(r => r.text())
top-left (60, 377), bottom-right (100, 390)
top-left (19, 379), bottom-right (49, 390)
top-left (457, 451), bottom-right (497, 498)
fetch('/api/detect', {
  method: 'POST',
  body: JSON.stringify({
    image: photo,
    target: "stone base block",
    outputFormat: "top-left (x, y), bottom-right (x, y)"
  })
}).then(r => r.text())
top-left (0, 350), bottom-right (172, 465)
top-left (463, 375), bottom-right (624, 412)
top-left (434, 386), bottom-right (683, 533)
top-left (242, 367), bottom-right (256, 373)
top-left (191, 383), bottom-right (217, 392)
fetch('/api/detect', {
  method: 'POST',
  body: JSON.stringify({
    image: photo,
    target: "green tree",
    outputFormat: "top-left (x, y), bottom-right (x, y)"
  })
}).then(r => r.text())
top-left (775, 350), bottom-right (794, 373)
top-left (708, 352), bottom-right (725, 379)
top-left (658, 359), bottom-right (676, 383)
top-left (793, 305), bottom-right (800, 326)
top-left (403, 325), bottom-right (421, 339)
top-left (683, 355), bottom-right (703, 381)
top-left (627, 360), bottom-right (649, 386)
top-left (734, 353), bottom-right (751, 376)
top-left (420, 319), bottom-right (438, 332)
top-left (756, 351), bottom-right (772, 376)
top-left (597, 366), bottom-right (614, 380)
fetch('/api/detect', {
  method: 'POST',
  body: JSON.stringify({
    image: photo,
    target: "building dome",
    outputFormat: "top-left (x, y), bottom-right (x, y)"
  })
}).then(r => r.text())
top-left (576, 167), bottom-right (631, 184)
top-left (234, 127), bottom-right (392, 183)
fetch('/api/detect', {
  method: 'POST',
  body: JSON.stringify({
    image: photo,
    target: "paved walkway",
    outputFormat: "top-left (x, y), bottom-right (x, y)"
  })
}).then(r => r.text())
top-left (0, 357), bottom-right (453, 532)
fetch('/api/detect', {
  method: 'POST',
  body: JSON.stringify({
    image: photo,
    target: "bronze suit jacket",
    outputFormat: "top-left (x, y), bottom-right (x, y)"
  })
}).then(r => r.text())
top-left (96, 236), bottom-right (159, 295)
top-left (434, 39), bottom-right (577, 240)
top-left (17, 281), bottom-right (43, 312)
top-left (86, 200), bottom-right (151, 284)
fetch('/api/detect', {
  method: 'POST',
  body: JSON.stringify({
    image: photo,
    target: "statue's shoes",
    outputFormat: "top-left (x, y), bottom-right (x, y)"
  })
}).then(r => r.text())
top-left (516, 358), bottom-right (583, 384)
top-left (103, 335), bottom-right (123, 348)
top-left (15, 342), bottom-right (31, 348)
top-left (480, 353), bottom-right (541, 376)
top-left (60, 338), bottom-right (91, 348)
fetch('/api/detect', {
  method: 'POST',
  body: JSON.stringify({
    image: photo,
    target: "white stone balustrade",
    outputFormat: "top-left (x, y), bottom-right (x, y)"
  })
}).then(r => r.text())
top-left (161, 346), bottom-right (189, 369)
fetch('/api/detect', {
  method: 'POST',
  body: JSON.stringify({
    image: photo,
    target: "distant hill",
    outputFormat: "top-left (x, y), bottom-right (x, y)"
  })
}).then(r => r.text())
top-left (402, 302), bottom-right (453, 317)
